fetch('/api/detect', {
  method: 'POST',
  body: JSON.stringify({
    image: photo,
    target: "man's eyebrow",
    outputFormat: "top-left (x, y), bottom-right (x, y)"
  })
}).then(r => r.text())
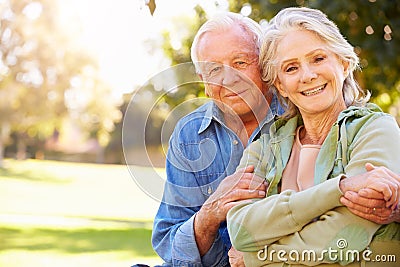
top-left (232, 53), bottom-right (258, 62)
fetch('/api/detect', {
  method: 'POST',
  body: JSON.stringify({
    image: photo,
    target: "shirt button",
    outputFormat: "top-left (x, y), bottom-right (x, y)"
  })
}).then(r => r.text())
top-left (233, 140), bottom-right (239, 145)
top-left (207, 186), bottom-right (212, 195)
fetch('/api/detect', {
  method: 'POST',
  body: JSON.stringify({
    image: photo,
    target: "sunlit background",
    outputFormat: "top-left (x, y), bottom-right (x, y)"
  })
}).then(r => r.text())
top-left (0, 0), bottom-right (399, 266)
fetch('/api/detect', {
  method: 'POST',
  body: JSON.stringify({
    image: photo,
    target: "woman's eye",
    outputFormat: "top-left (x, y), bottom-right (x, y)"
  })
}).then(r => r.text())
top-left (285, 66), bottom-right (297, 73)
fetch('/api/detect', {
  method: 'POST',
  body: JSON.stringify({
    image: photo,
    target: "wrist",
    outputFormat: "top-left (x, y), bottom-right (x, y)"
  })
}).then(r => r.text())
top-left (194, 208), bottom-right (220, 256)
top-left (195, 206), bottom-right (220, 233)
top-left (338, 174), bottom-right (348, 194)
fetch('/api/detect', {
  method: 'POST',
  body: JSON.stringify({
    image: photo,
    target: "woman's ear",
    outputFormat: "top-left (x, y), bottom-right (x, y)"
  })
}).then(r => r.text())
top-left (342, 60), bottom-right (350, 78)
top-left (274, 79), bottom-right (288, 98)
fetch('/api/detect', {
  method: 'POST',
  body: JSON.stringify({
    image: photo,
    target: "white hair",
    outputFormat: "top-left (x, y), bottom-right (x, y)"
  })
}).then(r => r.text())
top-left (191, 12), bottom-right (262, 74)
top-left (260, 7), bottom-right (370, 118)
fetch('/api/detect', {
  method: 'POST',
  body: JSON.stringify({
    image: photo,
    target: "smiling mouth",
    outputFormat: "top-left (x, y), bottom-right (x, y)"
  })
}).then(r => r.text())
top-left (226, 90), bottom-right (247, 97)
top-left (302, 84), bottom-right (326, 96)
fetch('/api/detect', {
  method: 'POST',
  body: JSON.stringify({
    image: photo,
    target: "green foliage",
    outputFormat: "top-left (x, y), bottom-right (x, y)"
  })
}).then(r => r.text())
top-left (161, 5), bottom-right (208, 106)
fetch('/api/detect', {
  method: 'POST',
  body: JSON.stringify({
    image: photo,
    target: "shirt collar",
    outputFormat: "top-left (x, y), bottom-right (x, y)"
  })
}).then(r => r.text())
top-left (198, 93), bottom-right (283, 134)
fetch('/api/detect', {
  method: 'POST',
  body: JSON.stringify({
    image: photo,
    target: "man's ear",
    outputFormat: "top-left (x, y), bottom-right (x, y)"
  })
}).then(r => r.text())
top-left (274, 79), bottom-right (288, 98)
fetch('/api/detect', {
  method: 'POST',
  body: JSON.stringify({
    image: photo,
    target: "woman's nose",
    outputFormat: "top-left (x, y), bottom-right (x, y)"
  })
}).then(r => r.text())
top-left (300, 64), bottom-right (317, 83)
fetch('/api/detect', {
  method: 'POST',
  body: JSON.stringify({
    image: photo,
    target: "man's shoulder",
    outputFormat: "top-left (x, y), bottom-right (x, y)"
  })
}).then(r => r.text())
top-left (172, 101), bottom-right (214, 141)
top-left (175, 101), bottom-right (213, 129)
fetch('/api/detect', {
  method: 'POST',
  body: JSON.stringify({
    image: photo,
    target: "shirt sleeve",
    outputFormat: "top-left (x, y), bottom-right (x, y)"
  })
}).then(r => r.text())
top-left (151, 133), bottom-right (228, 266)
top-left (227, 114), bottom-right (400, 266)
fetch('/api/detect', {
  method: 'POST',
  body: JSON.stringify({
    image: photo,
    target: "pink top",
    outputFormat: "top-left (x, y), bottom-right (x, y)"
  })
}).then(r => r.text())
top-left (281, 126), bottom-right (322, 192)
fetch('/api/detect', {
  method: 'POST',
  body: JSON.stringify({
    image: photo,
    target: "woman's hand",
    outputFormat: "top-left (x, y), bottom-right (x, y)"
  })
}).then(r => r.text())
top-left (340, 163), bottom-right (400, 224)
top-left (339, 163), bottom-right (400, 209)
top-left (340, 188), bottom-right (399, 224)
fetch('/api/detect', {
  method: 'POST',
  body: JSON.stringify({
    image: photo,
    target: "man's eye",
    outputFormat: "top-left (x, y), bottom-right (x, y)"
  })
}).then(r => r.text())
top-left (314, 56), bottom-right (325, 63)
top-left (235, 61), bottom-right (247, 68)
top-left (210, 66), bottom-right (221, 74)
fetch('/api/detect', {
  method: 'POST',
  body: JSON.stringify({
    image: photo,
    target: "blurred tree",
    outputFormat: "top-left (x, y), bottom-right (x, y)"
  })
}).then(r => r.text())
top-left (160, 5), bottom-right (208, 107)
top-left (0, 0), bottom-right (121, 166)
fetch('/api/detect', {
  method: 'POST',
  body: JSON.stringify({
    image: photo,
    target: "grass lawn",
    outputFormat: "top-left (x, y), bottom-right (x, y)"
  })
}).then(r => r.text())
top-left (0, 159), bottom-right (165, 267)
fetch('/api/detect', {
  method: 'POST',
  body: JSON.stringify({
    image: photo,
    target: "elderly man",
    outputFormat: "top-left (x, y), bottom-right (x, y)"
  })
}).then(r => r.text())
top-left (151, 12), bottom-right (280, 266)
top-left (151, 11), bottom-right (398, 267)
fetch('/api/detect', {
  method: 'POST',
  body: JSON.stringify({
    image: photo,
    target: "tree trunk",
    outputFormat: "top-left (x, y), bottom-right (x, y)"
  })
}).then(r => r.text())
top-left (0, 138), bottom-right (4, 168)
top-left (0, 122), bottom-right (10, 168)
top-left (16, 135), bottom-right (26, 160)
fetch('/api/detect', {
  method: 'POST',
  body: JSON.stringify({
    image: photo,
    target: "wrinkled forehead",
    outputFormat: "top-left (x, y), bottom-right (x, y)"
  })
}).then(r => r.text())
top-left (198, 24), bottom-right (258, 54)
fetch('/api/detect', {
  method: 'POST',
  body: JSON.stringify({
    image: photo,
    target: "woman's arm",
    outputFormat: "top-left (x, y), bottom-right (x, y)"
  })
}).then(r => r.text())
top-left (227, 115), bottom-right (400, 266)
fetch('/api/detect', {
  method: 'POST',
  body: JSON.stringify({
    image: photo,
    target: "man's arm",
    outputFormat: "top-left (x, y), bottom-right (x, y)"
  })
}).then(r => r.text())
top-left (152, 134), bottom-right (267, 266)
top-left (194, 165), bottom-right (267, 256)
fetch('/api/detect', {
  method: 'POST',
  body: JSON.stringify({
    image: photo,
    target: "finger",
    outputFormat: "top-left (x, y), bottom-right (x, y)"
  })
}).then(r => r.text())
top-left (235, 173), bottom-right (266, 190)
top-left (228, 188), bottom-right (266, 203)
top-left (342, 191), bottom-right (386, 209)
top-left (347, 207), bottom-right (390, 224)
top-left (364, 162), bottom-right (376, 172)
top-left (358, 188), bottom-right (384, 199)
top-left (365, 164), bottom-right (400, 184)
top-left (237, 165), bottom-right (255, 174)
top-left (367, 181), bottom-right (395, 203)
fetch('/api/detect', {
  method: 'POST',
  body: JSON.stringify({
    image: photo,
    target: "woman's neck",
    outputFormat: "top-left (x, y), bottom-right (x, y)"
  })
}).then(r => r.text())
top-left (300, 105), bottom-right (345, 145)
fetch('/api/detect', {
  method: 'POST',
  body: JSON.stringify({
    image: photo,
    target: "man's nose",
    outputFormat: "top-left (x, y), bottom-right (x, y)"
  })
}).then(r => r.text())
top-left (222, 66), bottom-right (241, 86)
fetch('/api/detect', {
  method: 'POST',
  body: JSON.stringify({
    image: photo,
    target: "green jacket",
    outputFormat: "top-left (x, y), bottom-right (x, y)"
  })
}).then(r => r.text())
top-left (227, 104), bottom-right (400, 266)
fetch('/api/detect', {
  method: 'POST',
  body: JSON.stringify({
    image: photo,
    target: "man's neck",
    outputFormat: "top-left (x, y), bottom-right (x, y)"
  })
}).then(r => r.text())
top-left (224, 94), bottom-right (272, 147)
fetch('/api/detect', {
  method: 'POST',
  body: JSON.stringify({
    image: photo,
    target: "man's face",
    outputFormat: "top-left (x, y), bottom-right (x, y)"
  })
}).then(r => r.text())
top-left (196, 24), bottom-right (267, 119)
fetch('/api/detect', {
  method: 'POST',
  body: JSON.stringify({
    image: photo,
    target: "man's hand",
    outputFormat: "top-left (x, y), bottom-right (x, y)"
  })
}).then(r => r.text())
top-left (194, 165), bottom-right (267, 256)
top-left (201, 165), bottom-right (267, 223)
top-left (339, 163), bottom-right (400, 209)
top-left (340, 189), bottom-right (397, 224)
top-left (340, 163), bottom-right (400, 224)
top-left (228, 246), bottom-right (245, 267)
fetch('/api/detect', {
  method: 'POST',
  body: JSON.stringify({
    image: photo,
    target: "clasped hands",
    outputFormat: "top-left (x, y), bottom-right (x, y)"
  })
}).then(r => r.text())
top-left (200, 163), bottom-right (400, 266)
top-left (340, 163), bottom-right (400, 224)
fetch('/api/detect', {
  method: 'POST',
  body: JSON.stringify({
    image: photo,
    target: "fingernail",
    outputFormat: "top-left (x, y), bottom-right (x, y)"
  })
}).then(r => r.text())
top-left (259, 191), bottom-right (266, 196)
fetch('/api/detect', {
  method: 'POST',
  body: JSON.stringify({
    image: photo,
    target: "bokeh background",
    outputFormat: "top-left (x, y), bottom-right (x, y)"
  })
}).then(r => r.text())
top-left (1, 0), bottom-right (399, 266)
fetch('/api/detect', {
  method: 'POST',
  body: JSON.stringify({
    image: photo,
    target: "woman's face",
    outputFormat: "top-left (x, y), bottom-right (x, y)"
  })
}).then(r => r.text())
top-left (274, 29), bottom-right (349, 118)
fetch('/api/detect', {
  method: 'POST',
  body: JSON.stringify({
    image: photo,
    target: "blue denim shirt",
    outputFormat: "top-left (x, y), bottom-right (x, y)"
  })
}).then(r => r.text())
top-left (152, 95), bottom-right (283, 267)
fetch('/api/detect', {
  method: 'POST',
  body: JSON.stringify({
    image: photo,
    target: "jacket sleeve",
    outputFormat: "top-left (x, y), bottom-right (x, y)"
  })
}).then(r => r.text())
top-left (227, 115), bottom-right (400, 266)
top-left (152, 134), bottom-right (228, 267)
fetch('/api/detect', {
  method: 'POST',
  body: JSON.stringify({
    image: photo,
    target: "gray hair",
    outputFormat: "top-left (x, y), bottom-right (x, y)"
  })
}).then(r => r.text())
top-left (191, 12), bottom-right (262, 74)
top-left (260, 7), bottom-right (370, 119)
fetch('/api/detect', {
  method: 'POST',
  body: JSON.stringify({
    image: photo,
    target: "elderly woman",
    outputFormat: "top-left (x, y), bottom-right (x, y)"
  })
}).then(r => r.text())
top-left (227, 7), bottom-right (400, 267)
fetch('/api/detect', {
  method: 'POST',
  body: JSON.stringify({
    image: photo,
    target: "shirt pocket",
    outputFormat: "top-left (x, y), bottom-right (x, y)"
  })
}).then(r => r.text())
top-left (196, 172), bottom-right (225, 197)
